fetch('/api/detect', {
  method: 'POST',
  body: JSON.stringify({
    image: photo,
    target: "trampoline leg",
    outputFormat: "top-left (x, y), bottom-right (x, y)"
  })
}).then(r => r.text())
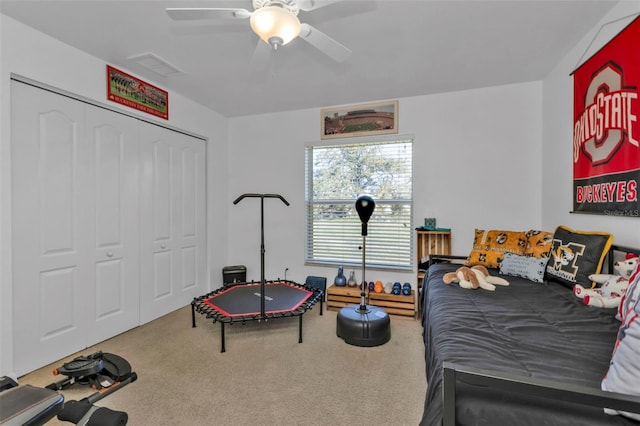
top-left (191, 302), bottom-right (196, 328)
top-left (221, 323), bottom-right (226, 353)
top-left (298, 315), bottom-right (303, 344)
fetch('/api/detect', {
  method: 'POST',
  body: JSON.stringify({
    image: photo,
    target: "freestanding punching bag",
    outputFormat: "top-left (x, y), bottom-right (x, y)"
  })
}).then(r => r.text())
top-left (336, 195), bottom-right (391, 347)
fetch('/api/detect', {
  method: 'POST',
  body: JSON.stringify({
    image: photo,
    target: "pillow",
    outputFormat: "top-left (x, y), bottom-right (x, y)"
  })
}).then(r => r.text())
top-left (499, 253), bottom-right (548, 283)
top-left (601, 263), bottom-right (640, 421)
top-left (466, 229), bottom-right (527, 269)
top-left (524, 229), bottom-right (553, 258)
top-left (545, 225), bottom-right (613, 289)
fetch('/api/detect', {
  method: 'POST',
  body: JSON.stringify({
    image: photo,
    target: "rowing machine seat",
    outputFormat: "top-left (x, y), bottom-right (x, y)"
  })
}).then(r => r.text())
top-left (0, 384), bottom-right (63, 426)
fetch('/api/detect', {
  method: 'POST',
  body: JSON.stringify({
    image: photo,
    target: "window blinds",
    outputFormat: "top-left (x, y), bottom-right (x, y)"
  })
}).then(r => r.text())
top-left (305, 138), bottom-right (413, 269)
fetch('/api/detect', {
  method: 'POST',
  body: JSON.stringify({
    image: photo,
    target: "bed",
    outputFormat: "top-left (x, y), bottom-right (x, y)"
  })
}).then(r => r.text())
top-left (420, 244), bottom-right (640, 426)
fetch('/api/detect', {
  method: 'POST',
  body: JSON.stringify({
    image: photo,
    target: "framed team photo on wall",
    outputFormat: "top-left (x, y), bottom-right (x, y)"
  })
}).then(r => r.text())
top-left (321, 100), bottom-right (398, 140)
top-left (107, 65), bottom-right (169, 120)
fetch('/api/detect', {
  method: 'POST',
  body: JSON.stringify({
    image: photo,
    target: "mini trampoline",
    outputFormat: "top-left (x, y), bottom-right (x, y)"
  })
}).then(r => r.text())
top-left (192, 280), bottom-right (323, 352)
top-left (191, 193), bottom-right (324, 352)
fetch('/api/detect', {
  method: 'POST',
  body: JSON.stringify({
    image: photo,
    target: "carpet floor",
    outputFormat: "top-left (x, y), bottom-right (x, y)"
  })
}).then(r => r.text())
top-left (19, 305), bottom-right (427, 425)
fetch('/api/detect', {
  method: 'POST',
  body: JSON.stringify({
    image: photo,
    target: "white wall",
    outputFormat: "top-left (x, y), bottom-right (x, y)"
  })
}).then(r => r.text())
top-left (227, 81), bottom-right (543, 287)
top-left (0, 15), bottom-right (229, 376)
top-left (7, 0), bottom-right (634, 377)
top-left (542, 1), bottom-right (640, 247)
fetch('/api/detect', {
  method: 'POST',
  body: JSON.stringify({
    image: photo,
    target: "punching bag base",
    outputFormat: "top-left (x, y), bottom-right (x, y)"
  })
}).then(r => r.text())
top-left (336, 304), bottom-right (391, 347)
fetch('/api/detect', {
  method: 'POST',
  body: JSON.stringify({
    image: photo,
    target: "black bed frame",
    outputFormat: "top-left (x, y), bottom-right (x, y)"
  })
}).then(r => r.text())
top-left (442, 363), bottom-right (640, 426)
top-left (426, 244), bottom-right (640, 426)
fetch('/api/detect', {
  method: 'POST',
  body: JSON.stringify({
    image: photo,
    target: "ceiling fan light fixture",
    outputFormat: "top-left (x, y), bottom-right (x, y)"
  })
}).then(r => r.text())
top-left (250, 5), bottom-right (301, 48)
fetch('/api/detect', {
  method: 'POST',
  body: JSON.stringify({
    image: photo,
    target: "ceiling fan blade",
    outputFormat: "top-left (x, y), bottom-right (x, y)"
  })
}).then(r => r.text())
top-left (299, 23), bottom-right (352, 63)
top-left (297, 0), bottom-right (342, 12)
top-left (165, 8), bottom-right (252, 21)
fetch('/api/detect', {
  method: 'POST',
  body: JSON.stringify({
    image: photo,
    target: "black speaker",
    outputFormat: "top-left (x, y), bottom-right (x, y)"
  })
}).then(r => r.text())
top-left (222, 265), bottom-right (246, 286)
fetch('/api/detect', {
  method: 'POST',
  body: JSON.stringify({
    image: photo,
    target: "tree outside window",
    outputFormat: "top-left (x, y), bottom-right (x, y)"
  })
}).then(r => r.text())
top-left (305, 138), bottom-right (413, 269)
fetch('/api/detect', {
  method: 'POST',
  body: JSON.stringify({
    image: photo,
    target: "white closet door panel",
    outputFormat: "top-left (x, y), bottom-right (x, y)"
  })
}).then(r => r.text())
top-left (40, 267), bottom-right (77, 337)
top-left (140, 128), bottom-right (179, 323)
top-left (86, 107), bottom-right (140, 346)
top-left (152, 140), bottom-right (172, 241)
top-left (179, 142), bottom-right (206, 294)
top-left (12, 83), bottom-right (91, 375)
top-left (95, 127), bottom-right (122, 246)
top-left (40, 114), bottom-right (76, 254)
top-left (95, 259), bottom-right (123, 315)
top-left (181, 147), bottom-right (197, 238)
top-left (153, 251), bottom-right (173, 298)
top-left (182, 246), bottom-right (197, 290)
top-left (140, 128), bottom-right (206, 324)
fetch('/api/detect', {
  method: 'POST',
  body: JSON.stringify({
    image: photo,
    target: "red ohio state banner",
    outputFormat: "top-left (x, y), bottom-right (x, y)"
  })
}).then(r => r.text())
top-left (573, 16), bottom-right (640, 217)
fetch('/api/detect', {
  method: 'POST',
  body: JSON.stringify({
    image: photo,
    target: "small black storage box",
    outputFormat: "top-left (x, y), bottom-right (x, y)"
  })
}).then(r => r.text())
top-left (222, 265), bottom-right (246, 286)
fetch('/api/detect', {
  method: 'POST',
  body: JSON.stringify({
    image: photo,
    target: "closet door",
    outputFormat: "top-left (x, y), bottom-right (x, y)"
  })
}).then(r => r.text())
top-left (139, 126), bottom-right (206, 324)
top-left (11, 80), bottom-right (205, 374)
top-left (85, 106), bottom-right (140, 346)
top-left (11, 82), bottom-right (142, 374)
top-left (11, 83), bottom-right (92, 375)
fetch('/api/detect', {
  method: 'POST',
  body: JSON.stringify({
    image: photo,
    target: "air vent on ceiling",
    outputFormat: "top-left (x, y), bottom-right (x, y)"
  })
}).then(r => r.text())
top-left (127, 52), bottom-right (185, 76)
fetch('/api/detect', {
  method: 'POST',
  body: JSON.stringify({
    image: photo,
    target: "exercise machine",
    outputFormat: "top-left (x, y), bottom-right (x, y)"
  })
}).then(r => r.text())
top-left (0, 351), bottom-right (136, 425)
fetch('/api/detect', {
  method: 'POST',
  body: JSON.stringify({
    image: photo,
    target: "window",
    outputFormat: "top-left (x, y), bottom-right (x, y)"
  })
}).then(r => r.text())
top-left (305, 137), bottom-right (413, 270)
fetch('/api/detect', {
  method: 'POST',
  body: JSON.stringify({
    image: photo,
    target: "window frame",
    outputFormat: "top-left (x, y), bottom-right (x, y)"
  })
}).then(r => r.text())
top-left (304, 134), bottom-right (414, 272)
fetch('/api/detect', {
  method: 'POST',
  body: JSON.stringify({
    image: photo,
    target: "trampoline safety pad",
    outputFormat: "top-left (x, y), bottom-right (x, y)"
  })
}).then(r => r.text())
top-left (203, 282), bottom-right (312, 317)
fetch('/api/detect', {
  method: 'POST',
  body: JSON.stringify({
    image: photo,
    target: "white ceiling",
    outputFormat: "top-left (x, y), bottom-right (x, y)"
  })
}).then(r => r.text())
top-left (1, 0), bottom-right (619, 117)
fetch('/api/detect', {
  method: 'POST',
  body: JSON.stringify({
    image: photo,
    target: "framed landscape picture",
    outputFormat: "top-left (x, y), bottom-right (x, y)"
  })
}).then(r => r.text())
top-left (321, 100), bottom-right (398, 139)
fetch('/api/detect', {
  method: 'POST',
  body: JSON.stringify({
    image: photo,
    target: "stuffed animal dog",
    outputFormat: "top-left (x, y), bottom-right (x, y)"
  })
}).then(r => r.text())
top-left (443, 265), bottom-right (509, 291)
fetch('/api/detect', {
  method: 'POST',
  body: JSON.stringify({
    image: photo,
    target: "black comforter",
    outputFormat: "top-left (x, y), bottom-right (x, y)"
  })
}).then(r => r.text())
top-left (420, 263), bottom-right (638, 426)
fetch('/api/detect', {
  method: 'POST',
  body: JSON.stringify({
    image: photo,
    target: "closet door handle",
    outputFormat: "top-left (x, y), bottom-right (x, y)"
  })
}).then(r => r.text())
top-left (160, 244), bottom-right (166, 249)
top-left (106, 251), bottom-right (114, 257)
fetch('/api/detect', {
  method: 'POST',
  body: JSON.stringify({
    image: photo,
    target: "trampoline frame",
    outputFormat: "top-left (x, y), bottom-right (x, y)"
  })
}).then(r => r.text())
top-left (192, 193), bottom-right (323, 352)
top-left (191, 279), bottom-right (323, 352)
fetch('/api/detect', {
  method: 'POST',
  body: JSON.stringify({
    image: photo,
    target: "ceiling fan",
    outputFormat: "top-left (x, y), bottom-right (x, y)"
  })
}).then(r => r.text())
top-left (166, 0), bottom-right (352, 63)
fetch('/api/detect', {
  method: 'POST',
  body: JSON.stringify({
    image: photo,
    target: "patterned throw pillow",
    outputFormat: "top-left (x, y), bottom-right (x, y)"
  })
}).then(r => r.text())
top-left (500, 253), bottom-right (548, 283)
top-left (524, 229), bottom-right (553, 258)
top-left (545, 225), bottom-right (613, 289)
top-left (601, 263), bottom-right (640, 421)
top-left (466, 229), bottom-right (527, 269)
